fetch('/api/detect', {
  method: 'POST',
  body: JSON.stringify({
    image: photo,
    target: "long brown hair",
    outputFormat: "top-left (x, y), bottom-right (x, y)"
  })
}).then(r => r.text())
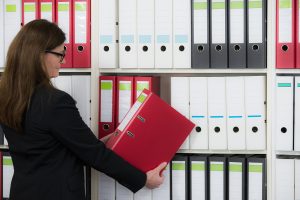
top-left (0, 19), bottom-right (65, 132)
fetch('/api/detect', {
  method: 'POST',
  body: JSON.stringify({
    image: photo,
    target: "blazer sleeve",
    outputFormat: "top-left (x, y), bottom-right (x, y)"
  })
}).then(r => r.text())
top-left (49, 91), bottom-right (146, 193)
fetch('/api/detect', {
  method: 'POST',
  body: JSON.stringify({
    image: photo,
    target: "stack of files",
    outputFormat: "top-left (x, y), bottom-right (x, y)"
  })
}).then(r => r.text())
top-left (276, 0), bottom-right (300, 69)
top-left (171, 76), bottom-right (266, 150)
top-left (276, 76), bottom-right (300, 151)
top-left (51, 75), bottom-right (91, 128)
top-left (1, 152), bottom-right (13, 200)
top-left (105, 89), bottom-right (195, 173)
top-left (97, 164), bottom-right (171, 200)
top-left (56, 0), bottom-right (91, 68)
top-left (0, 0), bottom-right (21, 69)
top-left (191, 0), bottom-right (267, 69)
top-left (22, 0), bottom-right (55, 26)
top-left (98, 76), bottom-right (160, 139)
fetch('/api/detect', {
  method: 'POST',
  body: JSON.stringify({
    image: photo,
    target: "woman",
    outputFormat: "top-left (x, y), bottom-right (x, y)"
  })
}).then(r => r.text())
top-left (0, 19), bottom-right (166, 199)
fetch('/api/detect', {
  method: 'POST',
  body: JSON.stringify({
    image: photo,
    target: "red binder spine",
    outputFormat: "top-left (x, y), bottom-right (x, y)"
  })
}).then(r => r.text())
top-left (72, 0), bottom-right (91, 68)
top-left (56, 0), bottom-right (73, 68)
top-left (276, 0), bottom-right (296, 68)
top-left (98, 76), bottom-right (116, 139)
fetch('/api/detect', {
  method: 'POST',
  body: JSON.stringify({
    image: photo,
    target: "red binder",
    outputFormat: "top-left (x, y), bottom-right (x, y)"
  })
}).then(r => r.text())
top-left (56, 0), bottom-right (73, 68)
top-left (133, 76), bottom-right (160, 100)
top-left (39, 0), bottom-right (55, 22)
top-left (22, 0), bottom-right (39, 26)
top-left (106, 89), bottom-right (195, 173)
top-left (296, 0), bottom-right (300, 68)
top-left (116, 76), bottom-right (134, 126)
top-left (98, 76), bottom-right (116, 139)
top-left (276, 0), bottom-right (295, 68)
top-left (72, 0), bottom-right (91, 68)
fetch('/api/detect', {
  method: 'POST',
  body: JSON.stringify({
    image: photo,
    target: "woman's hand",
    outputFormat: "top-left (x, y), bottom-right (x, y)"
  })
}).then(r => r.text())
top-left (100, 132), bottom-right (113, 144)
top-left (145, 162), bottom-right (167, 189)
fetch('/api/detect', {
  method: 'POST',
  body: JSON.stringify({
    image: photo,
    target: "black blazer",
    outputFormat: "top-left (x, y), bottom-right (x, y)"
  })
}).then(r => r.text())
top-left (2, 86), bottom-right (146, 200)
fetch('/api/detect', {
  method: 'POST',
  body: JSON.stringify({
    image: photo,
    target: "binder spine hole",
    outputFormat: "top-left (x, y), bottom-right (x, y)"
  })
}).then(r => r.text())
top-left (252, 127), bottom-right (258, 133)
top-left (142, 46), bottom-right (148, 52)
top-left (282, 45), bottom-right (288, 51)
top-left (214, 127), bottom-right (220, 133)
top-left (281, 127), bottom-right (287, 133)
top-left (127, 131), bottom-right (134, 138)
top-left (233, 127), bottom-right (239, 133)
top-left (195, 126), bottom-right (201, 132)
top-left (125, 46), bottom-right (131, 52)
top-left (77, 45), bottom-right (84, 52)
top-left (179, 45), bottom-right (185, 51)
top-left (215, 45), bottom-right (222, 52)
top-left (104, 46), bottom-right (110, 52)
top-left (160, 46), bottom-right (166, 52)
top-left (252, 45), bottom-right (259, 51)
top-left (234, 45), bottom-right (240, 51)
top-left (103, 124), bottom-right (110, 130)
top-left (197, 45), bottom-right (204, 52)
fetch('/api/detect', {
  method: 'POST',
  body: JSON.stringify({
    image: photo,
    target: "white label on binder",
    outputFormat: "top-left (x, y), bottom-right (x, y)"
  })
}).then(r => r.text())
top-left (193, 0), bottom-right (208, 43)
top-left (24, 3), bottom-right (35, 24)
top-left (58, 2), bottom-right (70, 43)
top-left (100, 80), bottom-right (113, 122)
top-left (248, 0), bottom-right (263, 43)
top-left (75, 2), bottom-right (87, 43)
top-left (230, 0), bottom-right (244, 43)
top-left (279, 0), bottom-right (293, 43)
top-left (211, 0), bottom-right (226, 43)
top-left (41, 2), bottom-right (53, 22)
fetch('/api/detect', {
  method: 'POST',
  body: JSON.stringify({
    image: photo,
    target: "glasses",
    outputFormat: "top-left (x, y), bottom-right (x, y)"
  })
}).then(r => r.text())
top-left (45, 46), bottom-right (66, 63)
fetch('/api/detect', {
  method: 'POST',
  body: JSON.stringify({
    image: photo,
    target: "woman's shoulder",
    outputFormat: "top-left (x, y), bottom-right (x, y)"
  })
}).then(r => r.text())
top-left (33, 85), bottom-right (74, 106)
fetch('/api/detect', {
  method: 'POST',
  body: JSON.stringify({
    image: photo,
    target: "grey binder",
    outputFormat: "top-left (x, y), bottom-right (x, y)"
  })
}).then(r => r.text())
top-left (171, 154), bottom-right (188, 200)
top-left (247, 156), bottom-right (267, 200)
top-left (191, 0), bottom-right (210, 68)
top-left (189, 155), bottom-right (208, 200)
top-left (228, 156), bottom-right (246, 200)
top-left (228, 0), bottom-right (247, 68)
top-left (247, 0), bottom-right (267, 68)
top-left (210, 0), bottom-right (228, 68)
top-left (208, 155), bottom-right (227, 200)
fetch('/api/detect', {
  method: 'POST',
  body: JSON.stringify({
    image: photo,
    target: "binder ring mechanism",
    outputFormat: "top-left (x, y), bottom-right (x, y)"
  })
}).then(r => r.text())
top-left (281, 45), bottom-right (288, 52)
top-left (77, 45), bottom-right (84, 52)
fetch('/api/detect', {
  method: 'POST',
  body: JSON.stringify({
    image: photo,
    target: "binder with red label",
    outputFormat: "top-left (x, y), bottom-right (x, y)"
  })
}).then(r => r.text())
top-left (106, 89), bottom-right (195, 173)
